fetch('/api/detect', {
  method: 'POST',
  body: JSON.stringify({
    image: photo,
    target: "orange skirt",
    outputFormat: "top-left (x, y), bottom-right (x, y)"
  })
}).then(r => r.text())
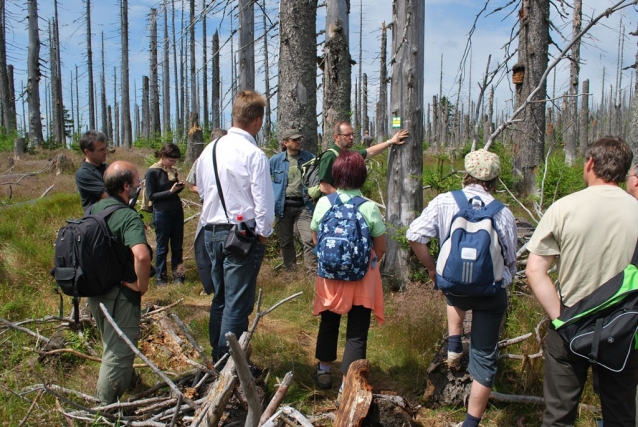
top-left (313, 253), bottom-right (385, 324)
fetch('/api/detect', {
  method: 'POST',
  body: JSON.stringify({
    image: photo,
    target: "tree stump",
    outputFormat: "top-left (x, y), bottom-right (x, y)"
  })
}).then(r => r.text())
top-left (54, 153), bottom-right (74, 175)
top-left (423, 337), bottom-right (472, 408)
top-left (13, 137), bottom-right (25, 159)
top-left (334, 359), bottom-right (373, 427)
top-left (186, 112), bottom-right (204, 164)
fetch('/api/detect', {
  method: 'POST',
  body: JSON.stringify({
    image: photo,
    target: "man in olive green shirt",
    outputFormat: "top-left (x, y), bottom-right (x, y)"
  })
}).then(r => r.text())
top-left (318, 121), bottom-right (409, 196)
top-left (88, 160), bottom-right (151, 404)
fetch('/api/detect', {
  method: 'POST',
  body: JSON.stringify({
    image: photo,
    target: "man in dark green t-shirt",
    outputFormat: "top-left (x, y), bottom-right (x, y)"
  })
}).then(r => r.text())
top-left (318, 121), bottom-right (410, 195)
top-left (87, 160), bottom-right (151, 404)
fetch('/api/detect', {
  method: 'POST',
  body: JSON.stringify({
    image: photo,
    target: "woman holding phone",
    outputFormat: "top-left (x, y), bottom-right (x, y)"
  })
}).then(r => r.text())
top-left (145, 143), bottom-right (185, 286)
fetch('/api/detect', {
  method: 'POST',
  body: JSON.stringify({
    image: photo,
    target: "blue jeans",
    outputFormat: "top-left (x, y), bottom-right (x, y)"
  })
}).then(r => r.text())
top-left (204, 225), bottom-right (266, 361)
top-left (152, 208), bottom-right (184, 282)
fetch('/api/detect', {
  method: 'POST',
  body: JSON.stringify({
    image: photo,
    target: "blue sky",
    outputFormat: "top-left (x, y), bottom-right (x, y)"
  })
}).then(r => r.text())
top-left (4, 0), bottom-right (636, 138)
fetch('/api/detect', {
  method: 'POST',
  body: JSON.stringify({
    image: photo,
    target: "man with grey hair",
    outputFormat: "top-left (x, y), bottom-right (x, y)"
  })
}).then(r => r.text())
top-left (76, 130), bottom-right (109, 208)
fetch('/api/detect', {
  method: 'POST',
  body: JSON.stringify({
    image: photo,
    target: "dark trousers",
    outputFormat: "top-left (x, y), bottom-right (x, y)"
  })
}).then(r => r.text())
top-left (542, 328), bottom-right (638, 427)
top-left (204, 226), bottom-right (265, 361)
top-left (152, 208), bottom-right (184, 281)
top-left (315, 305), bottom-right (371, 377)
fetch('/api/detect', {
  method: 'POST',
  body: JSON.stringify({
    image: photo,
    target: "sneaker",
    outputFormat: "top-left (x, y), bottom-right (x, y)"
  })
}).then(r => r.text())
top-left (313, 364), bottom-right (332, 389)
top-left (336, 391), bottom-right (342, 407)
top-left (447, 342), bottom-right (469, 369)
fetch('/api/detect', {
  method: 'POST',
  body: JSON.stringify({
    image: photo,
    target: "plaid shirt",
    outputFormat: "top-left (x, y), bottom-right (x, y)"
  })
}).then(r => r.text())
top-left (406, 184), bottom-right (518, 286)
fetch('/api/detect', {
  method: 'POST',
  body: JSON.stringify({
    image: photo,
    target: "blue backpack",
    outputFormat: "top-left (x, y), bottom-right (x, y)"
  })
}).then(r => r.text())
top-left (315, 193), bottom-right (373, 281)
top-left (436, 190), bottom-right (505, 296)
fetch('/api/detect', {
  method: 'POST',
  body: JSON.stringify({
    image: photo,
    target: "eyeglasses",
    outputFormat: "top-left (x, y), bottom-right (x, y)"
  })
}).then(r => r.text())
top-left (338, 133), bottom-right (354, 138)
top-left (627, 173), bottom-right (638, 179)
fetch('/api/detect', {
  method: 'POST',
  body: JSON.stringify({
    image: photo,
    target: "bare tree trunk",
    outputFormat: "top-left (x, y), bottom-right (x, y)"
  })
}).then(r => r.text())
top-left (142, 75), bottom-right (150, 139)
top-left (113, 66), bottom-right (119, 145)
top-left (149, 7), bottom-right (161, 138)
top-left (513, 0), bottom-right (549, 196)
top-left (261, 0), bottom-right (271, 142)
top-left (27, 0), bottom-right (43, 149)
top-left (180, 0), bottom-right (186, 139)
top-left (86, 0), bottom-right (95, 130)
top-left (564, 0), bottom-right (581, 164)
top-left (277, 0), bottom-right (318, 153)
top-left (383, 0), bottom-right (424, 291)
top-left (212, 31), bottom-right (220, 130)
top-left (628, 24), bottom-right (638, 151)
top-left (107, 105), bottom-right (113, 144)
top-left (0, 0), bottom-right (16, 134)
top-left (376, 22), bottom-right (387, 143)
top-left (201, 0), bottom-right (208, 131)
top-left (354, 79), bottom-right (359, 142)
top-left (189, 0), bottom-right (197, 115)
top-left (49, 17), bottom-right (63, 146)
top-left (70, 69), bottom-right (74, 140)
top-left (101, 32), bottom-right (109, 139)
top-left (363, 72), bottom-right (368, 134)
top-left (76, 65), bottom-right (80, 135)
top-left (579, 79), bottom-right (590, 155)
top-left (321, 0), bottom-right (351, 149)
top-left (238, 0), bottom-right (255, 91)
top-left (356, 0), bottom-right (363, 141)
top-left (172, 0), bottom-right (181, 139)
top-left (121, 0), bottom-right (132, 148)
top-left (162, 0), bottom-right (171, 135)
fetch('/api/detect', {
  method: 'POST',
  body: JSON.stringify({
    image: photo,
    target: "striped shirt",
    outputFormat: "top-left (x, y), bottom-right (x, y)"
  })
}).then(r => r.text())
top-left (406, 184), bottom-right (518, 286)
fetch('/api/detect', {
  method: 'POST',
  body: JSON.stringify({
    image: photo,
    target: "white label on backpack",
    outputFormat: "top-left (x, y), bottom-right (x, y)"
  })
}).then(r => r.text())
top-left (461, 247), bottom-right (477, 260)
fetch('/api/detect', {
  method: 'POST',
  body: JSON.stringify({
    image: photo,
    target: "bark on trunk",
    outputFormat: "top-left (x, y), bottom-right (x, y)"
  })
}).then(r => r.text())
top-left (27, 0), bottom-right (43, 149)
top-left (321, 0), bottom-right (351, 150)
top-left (149, 8), bottom-right (161, 137)
top-left (277, 0), bottom-right (318, 153)
top-left (142, 76), bottom-right (150, 140)
top-left (189, 0), bottom-right (197, 115)
top-left (513, 0), bottom-right (549, 196)
top-left (101, 33), bottom-right (109, 139)
top-left (382, 0), bottom-right (425, 291)
top-left (0, 0), bottom-right (16, 134)
top-left (376, 22), bottom-right (388, 143)
top-left (238, 0), bottom-right (255, 91)
top-left (212, 31), bottom-right (220, 130)
top-left (363, 73), bottom-right (368, 134)
top-left (579, 79), bottom-right (590, 156)
top-left (121, 0), bottom-right (132, 148)
top-left (261, 0), bottom-right (271, 142)
top-left (202, 0), bottom-right (208, 130)
top-left (628, 25), bottom-right (638, 152)
top-left (564, 0), bottom-right (581, 165)
top-left (162, 2), bottom-right (171, 135)
top-left (172, 0), bottom-right (181, 138)
top-left (86, 0), bottom-right (95, 130)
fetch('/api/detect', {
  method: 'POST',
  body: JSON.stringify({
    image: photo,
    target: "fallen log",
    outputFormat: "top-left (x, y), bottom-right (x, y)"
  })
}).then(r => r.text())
top-left (334, 359), bottom-right (373, 427)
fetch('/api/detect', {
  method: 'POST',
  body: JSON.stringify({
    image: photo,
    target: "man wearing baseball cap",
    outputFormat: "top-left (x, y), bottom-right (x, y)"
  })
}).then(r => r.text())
top-left (406, 149), bottom-right (518, 427)
top-left (270, 129), bottom-right (317, 274)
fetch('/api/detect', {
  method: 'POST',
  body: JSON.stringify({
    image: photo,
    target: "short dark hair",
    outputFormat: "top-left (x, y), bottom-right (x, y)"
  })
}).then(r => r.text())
top-left (332, 150), bottom-right (367, 190)
top-left (585, 136), bottom-right (633, 183)
top-left (462, 174), bottom-right (497, 192)
top-left (104, 167), bottom-right (134, 196)
top-left (79, 130), bottom-right (107, 152)
top-left (156, 143), bottom-right (181, 159)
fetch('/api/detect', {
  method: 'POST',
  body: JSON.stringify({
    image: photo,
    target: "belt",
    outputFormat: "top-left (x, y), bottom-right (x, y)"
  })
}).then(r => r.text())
top-left (285, 197), bottom-right (303, 202)
top-left (204, 223), bottom-right (234, 231)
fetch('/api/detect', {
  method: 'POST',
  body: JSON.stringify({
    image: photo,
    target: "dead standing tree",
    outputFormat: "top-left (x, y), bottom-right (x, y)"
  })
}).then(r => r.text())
top-left (121, 0), bottom-right (133, 148)
top-left (564, 0), bottom-right (582, 165)
top-left (27, 0), bottom-right (43, 149)
top-left (51, 0), bottom-right (64, 145)
top-left (321, 0), bottom-right (351, 150)
top-left (277, 0), bottom-right (318, 154)
top-left (162, 0), bottom-right (171, 135)
top-left (512, 0), bottom-right (549, 197)
top-left (376, 22), bottom-right (388, 143)
top-left (0, 0), bottom-right (16, 134)
top-left (628, 23), bottom-right (638, 152)
top-left (86, 0), bottom-right (95, 130)
top-left (238, 0), bottom-right (255, 91)
top-left (149, 7), bottom-right (161, 138)
top-left (382, 0), bottom-right (425, 291)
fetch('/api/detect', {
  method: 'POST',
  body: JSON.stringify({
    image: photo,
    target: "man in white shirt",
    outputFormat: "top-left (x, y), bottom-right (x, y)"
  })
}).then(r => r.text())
top-left (195, 90), bottom-right (275, 362)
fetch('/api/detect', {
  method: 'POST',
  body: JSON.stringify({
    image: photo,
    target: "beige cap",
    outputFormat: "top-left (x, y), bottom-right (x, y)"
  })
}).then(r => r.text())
top-left (464, 149), bottom-right (501, 181)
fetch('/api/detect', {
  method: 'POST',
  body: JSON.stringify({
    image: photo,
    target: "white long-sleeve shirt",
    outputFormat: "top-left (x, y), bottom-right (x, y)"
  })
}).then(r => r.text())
top-left (406, 184), bottom-right (518, 286)
top-left (196, 127), bottom-right (275, 237)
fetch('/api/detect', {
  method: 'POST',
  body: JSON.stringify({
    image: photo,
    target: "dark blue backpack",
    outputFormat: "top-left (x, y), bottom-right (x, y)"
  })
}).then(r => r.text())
top-left (315, 193), bottom-right (372, 281)
top-left (436, 190), bottom-right (505, 296)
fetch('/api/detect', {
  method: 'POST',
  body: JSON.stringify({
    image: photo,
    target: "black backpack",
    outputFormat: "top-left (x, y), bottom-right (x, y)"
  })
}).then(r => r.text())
top-left (301, 148), bottom-right (338, 200)
top-left (50, 204), bottom-right (129, 323)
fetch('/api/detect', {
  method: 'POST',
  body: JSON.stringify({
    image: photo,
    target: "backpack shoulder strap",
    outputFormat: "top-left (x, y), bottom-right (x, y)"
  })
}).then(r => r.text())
top-left (349, 196), bottom-right (368, 211)
top-left (328, 148), bottom-right (339, 157)
top-left (326, 192), bottom-right (339, 205)
top-left (631, 240), bottom-right (638, 266)
top-left (482, 198), bottom-right (505, 217)
top-left (451, 190), bottom-right (469, 209)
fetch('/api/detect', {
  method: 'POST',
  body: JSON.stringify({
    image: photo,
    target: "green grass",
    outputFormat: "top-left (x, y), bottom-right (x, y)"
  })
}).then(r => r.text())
top-left (0, 146), bottom-right (607, 426)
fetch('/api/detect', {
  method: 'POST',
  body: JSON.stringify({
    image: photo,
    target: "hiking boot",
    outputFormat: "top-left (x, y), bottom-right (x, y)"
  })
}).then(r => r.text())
top-left (313, 364), bottom-right (332, 389)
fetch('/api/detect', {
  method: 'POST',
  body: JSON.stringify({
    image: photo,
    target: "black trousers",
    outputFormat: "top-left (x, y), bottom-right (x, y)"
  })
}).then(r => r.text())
top-left (315, 305), bottom-right (371, 377)
top-left (542, 328), bottom-right (638, 427)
